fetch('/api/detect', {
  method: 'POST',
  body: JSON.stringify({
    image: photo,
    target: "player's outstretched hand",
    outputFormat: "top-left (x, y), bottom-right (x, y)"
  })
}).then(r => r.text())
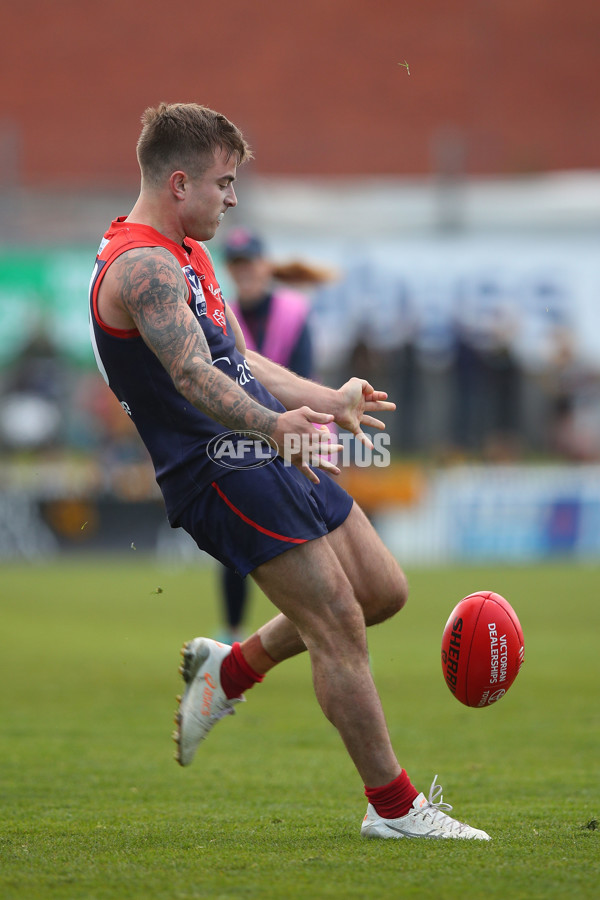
top-left (271, 407), bottom-right (342, 484)
top-left (334, 377), bottom-right (396, 449)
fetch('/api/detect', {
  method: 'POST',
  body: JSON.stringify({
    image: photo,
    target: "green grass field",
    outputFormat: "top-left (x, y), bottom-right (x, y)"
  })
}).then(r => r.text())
top-left (1, 557), bottom-right (598, 899)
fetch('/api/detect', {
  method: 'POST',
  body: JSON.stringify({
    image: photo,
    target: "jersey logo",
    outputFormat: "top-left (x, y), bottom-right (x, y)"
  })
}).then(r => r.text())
top-left (182, 265), bottom-right (207, 317)
top-left (213, 309), bottom-right (227, 329)
top-left (204, 280), bottom-right (222, 300)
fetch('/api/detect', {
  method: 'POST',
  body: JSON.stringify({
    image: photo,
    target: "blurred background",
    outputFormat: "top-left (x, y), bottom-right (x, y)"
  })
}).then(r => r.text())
top-left (1, 0), bottom-right (600, 564)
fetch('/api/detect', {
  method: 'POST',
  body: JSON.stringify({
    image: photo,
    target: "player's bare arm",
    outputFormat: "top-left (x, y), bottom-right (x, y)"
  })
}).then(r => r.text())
top-left (225, 302), bottom-right (247, 354)
top-left (246, 349), bottom-right (396, 447)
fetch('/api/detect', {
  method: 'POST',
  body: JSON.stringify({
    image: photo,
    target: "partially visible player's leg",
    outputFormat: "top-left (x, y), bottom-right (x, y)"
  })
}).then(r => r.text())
top-left (327, 500), bottom-right (408, 623)
top-left (254, 500), bottom-right (408, 663)
top-left (251, 533), bottom-right (402, 788)
top-left (249, 513), bottom-right (490, 840)
top-left (174, 467), bottom-right (404, 779)
top-left (218, 564), bottom-right (248, 642)
top-left (175, 471), bottom-right (490, 838)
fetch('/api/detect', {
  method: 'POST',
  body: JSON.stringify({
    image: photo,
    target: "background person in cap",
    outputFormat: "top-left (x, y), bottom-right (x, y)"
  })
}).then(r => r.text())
top-left (218, 226), bottom-right (334, 642)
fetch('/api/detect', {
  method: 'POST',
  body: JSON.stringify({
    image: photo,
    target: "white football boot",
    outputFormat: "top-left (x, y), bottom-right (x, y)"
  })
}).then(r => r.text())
top-left (173, 637), bottom-right (245, 766)
top-left (361, 775), bottom-right (491, 840)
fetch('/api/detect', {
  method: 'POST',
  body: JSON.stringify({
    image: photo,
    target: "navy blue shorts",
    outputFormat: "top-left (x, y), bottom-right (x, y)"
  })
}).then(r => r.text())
top-left (176, 460), bottom-right (354, 577)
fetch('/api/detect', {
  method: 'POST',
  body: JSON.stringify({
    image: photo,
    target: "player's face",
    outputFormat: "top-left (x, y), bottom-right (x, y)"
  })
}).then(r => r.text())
top-left (182, 147), bottom-right (238, 241)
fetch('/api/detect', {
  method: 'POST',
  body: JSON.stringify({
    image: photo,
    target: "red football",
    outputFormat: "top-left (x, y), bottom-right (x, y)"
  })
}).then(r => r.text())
top-left (441, 591), bottom-right (525, 708)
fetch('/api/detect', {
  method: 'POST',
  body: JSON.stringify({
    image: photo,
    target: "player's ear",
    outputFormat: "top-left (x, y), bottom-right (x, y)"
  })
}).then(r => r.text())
top-left (169, 171), bottom-right (187, 200)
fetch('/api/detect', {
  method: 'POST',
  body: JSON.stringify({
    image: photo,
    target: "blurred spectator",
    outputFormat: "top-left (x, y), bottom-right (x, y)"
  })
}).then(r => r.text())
top-left (452, 282), bottom-right (522, 458)
top-left (0, 326), bottom-right (66, 451)
top-left (543, 325), bottom-right (600, 460)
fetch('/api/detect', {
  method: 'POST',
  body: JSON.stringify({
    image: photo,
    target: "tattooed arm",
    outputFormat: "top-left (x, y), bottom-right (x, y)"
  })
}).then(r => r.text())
top-left (98, 246), bottom-right (337, 481)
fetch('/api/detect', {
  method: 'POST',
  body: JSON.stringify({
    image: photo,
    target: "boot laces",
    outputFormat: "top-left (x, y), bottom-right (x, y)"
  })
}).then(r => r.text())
top-left (421, 775), bottom-right (470, 835)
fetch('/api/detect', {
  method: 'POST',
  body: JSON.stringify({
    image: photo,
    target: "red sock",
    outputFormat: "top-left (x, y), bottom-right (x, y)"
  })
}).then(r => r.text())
top-left (220, 642), bottom-right (264, 699)
top-left (364, 770), bottom-right (419, 819)
top-left (239, 633), bottom-right (278, 675)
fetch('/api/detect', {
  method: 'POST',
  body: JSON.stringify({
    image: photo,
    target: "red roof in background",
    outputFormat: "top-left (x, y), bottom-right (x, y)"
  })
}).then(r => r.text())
top-left (1, 0), bottom-right (599, 187)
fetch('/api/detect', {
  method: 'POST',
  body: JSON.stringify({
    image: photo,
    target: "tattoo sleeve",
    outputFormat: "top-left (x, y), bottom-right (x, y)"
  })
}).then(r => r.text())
top-left (116, 247), bottom-right (279, 435)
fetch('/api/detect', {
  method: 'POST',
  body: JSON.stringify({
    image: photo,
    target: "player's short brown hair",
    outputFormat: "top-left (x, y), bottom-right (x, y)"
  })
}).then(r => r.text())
top-left (136, 102), bottom-right (252, 185)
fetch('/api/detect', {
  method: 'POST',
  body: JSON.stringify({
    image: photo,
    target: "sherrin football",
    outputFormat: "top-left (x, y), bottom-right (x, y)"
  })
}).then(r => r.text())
top-left (441, 591), bottom-right (524, 708)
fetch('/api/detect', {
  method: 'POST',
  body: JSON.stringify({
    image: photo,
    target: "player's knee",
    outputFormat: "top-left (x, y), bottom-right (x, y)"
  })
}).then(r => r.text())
top-left (384, 576), bottom-right (409, 619)
top-left (330, 592), bottom-right (368, 638)
top-left (304, 589), bottom-right (367, 654)
top-left (367, 568), bottom-right (409, 625)
top-left (395, 569), bottom-right (409, 612)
